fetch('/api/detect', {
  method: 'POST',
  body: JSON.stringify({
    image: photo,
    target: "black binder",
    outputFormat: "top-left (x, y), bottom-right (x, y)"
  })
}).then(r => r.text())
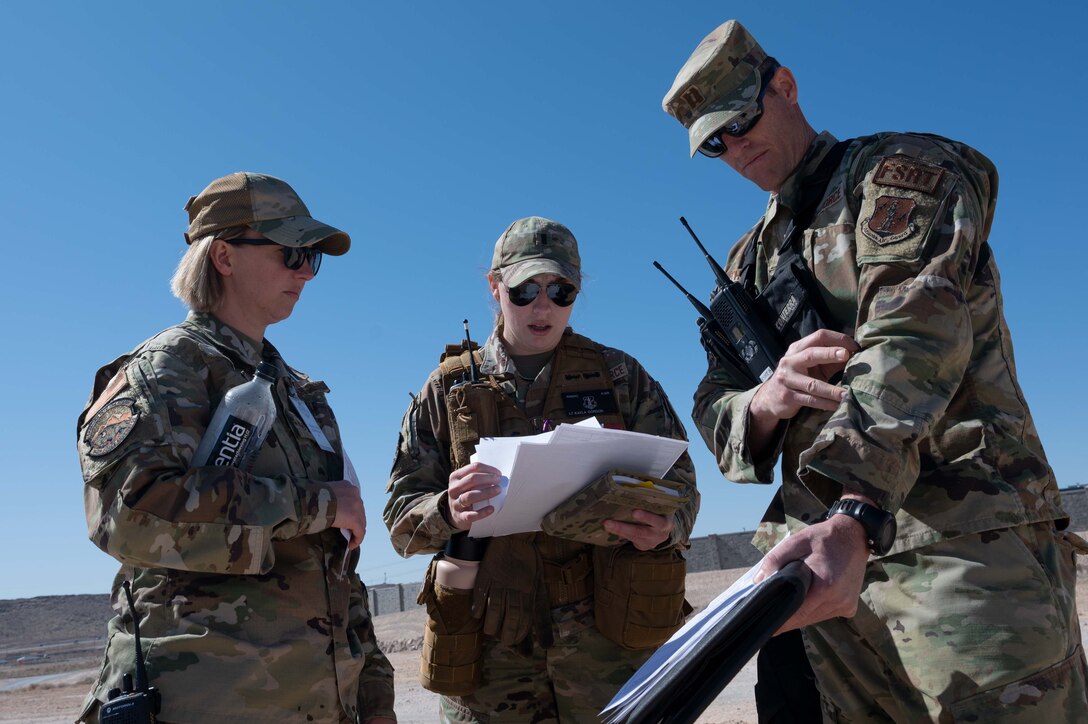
top-left (604, 560), bottom-right (813, 724)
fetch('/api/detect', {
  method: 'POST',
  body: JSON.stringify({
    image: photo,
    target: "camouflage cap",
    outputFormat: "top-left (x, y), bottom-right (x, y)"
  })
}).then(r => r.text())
top-left (662, 20), bottom-right (771, 157)
top-left (491, 216), bottom-right (581, 289)
top-left (184, 172), bottom-right (350, 255)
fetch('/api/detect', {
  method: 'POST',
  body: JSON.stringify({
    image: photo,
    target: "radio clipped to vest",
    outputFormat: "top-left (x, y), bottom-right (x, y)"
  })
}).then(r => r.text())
top-left (655, 144), bottom-right (850, 389)
top-left (654, 218), bottom-right (784, 387)
top-left (418, 319), bottom-right (493, 697)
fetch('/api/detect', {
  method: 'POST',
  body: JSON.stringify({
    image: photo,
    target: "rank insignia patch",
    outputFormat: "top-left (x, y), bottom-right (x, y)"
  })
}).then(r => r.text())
top-left (85, 398), bottom-right (139, 456)
top-left (862, 195), bottom-right (917, 245)
top-left (873, 155), bottom-right (944, 194)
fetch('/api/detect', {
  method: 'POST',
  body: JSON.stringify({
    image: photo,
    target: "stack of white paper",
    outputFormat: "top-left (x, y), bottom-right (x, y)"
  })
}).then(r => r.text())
top-left (600, 561), bottom-right (764, 722)
top-left (600, 534), bottom-right (794, 723)
top-left (467, 417), bottom-right (688, 538)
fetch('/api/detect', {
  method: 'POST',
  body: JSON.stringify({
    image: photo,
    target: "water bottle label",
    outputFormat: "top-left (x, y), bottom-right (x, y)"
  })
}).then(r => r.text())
top-left (208, 415), bottom-right (257, 467)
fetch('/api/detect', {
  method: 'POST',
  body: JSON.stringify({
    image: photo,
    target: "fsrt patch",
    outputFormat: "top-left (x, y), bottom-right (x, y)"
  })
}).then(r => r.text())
top-left (873, 155), bottom-right (944, 195)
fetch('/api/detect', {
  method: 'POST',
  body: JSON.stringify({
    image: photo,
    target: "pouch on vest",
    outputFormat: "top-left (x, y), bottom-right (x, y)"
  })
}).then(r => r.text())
top-left (541, 470), bottom-right (689, 547)
top-left (593, 545), bottom-right (691, 650)
top-left (739, 140), bottom-right (853, 356)
top-left (753, 256), bottom-right (835, 347)
top-left (417, 353), bottom-right (502, 696)
top-left (417, 557), bottom-right (484, 696)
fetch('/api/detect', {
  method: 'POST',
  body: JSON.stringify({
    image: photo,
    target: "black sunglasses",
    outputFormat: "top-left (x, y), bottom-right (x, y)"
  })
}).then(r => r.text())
top-left (225, 238), bottom-right (322, 276)
top-left (506, 281), bottom-right (578, 307)
top-left (698, 59), bottom-right (781, 158)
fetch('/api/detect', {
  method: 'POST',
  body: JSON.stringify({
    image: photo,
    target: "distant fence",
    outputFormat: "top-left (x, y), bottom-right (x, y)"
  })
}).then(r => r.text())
top-left (365, 530), bottom-right (761, 617)
top-left (368, 486), bottom-right (1088, 617)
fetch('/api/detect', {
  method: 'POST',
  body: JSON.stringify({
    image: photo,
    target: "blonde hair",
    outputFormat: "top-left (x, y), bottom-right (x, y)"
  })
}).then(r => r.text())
top-left (170, 234), bottom-right (223, 312)
top-left (171, 226), bottom-right (249, 312)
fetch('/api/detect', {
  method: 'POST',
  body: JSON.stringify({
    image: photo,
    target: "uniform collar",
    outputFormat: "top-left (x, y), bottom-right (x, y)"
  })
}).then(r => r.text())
top-left (776, 130), bottom-right (840, 215)
top-left (185, 311), bottom-right (265, 369)
top-left (478, 326), bottom-right (572, 380)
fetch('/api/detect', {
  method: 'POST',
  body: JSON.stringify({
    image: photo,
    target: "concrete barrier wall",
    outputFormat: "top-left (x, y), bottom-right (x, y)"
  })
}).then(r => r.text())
top-left (368, 487), bottom-right (1088, 616)
top-left (366, 531), bottom-right (764, 616)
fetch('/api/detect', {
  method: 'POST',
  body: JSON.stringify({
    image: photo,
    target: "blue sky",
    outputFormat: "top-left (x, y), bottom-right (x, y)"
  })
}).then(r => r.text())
top-left (2, 2), bottom-right (1085, 598)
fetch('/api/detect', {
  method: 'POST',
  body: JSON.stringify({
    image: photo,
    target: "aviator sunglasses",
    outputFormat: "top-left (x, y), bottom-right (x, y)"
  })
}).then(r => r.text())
top-left (697, 59), bottom-right (781, 158)
top-left (506, 280), bottom-right (578, 307)
top-left (225, 238), bottom-right (323, 276)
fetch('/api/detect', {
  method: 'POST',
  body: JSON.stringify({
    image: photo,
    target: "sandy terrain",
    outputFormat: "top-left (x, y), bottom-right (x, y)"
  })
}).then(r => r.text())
top-left (3, 568), bottom-right (1085, 723)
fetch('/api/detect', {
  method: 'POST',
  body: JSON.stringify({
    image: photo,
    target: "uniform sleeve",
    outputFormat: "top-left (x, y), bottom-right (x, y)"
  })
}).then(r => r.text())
top-left (796, 145), bottom-right (994, 513)
top-left (384, 374), bottom-right (458, 556)
top-left (79, 348), bottom-right (337, 575)
top-left (349, 577), bottom-right (397, 720)
top-left (624, 355), bottom-right (700, 547)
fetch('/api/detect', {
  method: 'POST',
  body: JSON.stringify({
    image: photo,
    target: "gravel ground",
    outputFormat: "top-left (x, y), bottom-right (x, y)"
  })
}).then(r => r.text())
top-left (6, 565), bottom-right (1085, 723)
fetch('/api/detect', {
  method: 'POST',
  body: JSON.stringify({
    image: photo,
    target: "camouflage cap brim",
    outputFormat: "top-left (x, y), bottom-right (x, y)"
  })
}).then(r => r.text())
top-left (250, 216), bottom-right (351, 255)
top-left (501, 258), bottom-right (581, 289)
top-left (685, 64), bottom-right (762, 157)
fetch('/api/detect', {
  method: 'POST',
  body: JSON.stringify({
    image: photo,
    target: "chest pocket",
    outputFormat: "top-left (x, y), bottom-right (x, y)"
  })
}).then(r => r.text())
top-left (801, 220), bottom-right (859, 336)
top-left (268, 380), bottom-right (343, 482)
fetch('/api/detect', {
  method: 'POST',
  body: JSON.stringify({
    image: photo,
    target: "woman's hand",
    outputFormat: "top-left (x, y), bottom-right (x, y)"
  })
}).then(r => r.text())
top-left (329, 479), bottom-right (366, 549)
top-left (447, 462), bottom-right (504, 531)
top-left (604, 509), bottom-right (674, 551)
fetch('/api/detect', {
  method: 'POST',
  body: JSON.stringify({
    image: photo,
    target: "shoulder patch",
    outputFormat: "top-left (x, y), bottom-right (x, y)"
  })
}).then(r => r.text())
top-left (861, 195), bottom-right (917, 245)
top-left (85, 368), bottom-right (130, 422)
top-left (84, 398), bottom-right (140, 456)
top-left (872, 155), bottom-right (944, 195)
top-left (609, 362), bottom-right (628, 382)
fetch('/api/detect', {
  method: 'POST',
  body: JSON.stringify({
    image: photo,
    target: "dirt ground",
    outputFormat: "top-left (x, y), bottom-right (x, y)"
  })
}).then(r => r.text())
top-left (3, 569), bottom-right (1085, 723)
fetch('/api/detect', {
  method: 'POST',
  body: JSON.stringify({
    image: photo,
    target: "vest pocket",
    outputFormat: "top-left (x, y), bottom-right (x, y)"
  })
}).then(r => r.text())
top-left (593, 545), bottom-right (690, 650)
top-left (417, 558), bottom-right (484, 696)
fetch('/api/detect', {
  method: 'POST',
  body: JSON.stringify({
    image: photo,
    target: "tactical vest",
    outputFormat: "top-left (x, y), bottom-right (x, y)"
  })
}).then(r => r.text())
top-left (439, 330), bottom-right (625, 615)
top-left (442, 331), bottom-right (685, 645)
top-left (736, 139), bottom-right (854, 347)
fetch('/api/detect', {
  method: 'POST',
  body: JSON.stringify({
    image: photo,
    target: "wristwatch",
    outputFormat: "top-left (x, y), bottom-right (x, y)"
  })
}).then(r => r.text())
top-left (824, 499), bottom-right (897, 555)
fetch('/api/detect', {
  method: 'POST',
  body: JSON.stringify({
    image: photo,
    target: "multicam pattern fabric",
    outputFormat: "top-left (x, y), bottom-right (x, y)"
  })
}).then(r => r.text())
top-left (491, 216), bottom-right (582, 290)
top-left (184, 172), bottom-right (350, 254)
top-left (692, 131), bottom-right (1083, 718)
top-left (385, 328), bottom-right (698, 721)
top-left (660, 19), bottom-right (770, 157)
top-left (386, 329), bottom-right (697, 556)
top-left (438, 598), bottom-right (654, 723)
top-left (804, 523), bottom-right (1087, 721)
top-left (77, 312), bottom-right (394, 723)
top-left (693, 131), bottom-right (1066, 554)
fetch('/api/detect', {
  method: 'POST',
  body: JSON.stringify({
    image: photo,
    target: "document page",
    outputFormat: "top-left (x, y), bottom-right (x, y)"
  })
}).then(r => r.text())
top-left (468, 420), bottom-right (687, 538)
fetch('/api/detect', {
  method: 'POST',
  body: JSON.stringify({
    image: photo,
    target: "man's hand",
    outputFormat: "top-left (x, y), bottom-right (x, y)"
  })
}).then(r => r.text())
top-left (604, 509), bottom-right (674, 551)
top-left (755, 495), bottom-right (874, 633)
top-left (747, 329), bottom-right (858, 456)
top-left (329, 479), bottom-right (366, 549)
top-left (751, 329), bottom-right (858, 422)
top-left (447, 462), bottom-right (504, 531)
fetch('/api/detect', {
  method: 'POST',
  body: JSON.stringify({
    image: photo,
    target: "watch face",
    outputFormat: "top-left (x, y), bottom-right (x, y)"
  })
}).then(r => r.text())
top-left (874, 517), bottom-right (897, 555)
top-left (829, 500), bottom-right (896, 555)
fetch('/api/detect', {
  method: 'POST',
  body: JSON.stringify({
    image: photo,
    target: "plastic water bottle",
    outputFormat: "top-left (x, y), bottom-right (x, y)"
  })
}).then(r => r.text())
top-left (436, 533), bottom-right (488, 590)
top-left (192, 361), bottom-right (277, 472)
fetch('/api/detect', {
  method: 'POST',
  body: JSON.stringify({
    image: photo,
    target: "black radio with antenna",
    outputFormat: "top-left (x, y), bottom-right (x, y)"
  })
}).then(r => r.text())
top-left (100, 580), bottom-right (161, 724)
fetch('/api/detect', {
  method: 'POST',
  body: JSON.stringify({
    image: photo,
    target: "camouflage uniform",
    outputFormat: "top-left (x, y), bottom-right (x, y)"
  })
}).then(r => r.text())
top-left (385, 329), bottom-right (699, 723)
top-left (77, 312), bottom-right (395, 723)
top-left (692, 130), bottom-right (1087, 721)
